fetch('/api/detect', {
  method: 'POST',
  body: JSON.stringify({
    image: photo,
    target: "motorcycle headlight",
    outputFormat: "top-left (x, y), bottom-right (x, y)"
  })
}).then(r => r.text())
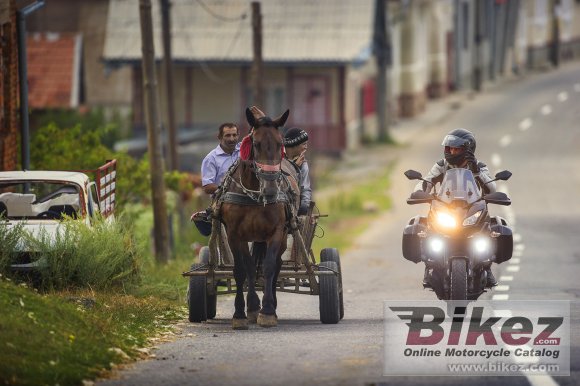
top-left (463, 210), bottom-right (483, 226)
top-left (473, 237), bottom-right (490, 253)
top-left (429, 237), bottom-right (445, 253)
top-left (435, 211), bottom-right (457, 229)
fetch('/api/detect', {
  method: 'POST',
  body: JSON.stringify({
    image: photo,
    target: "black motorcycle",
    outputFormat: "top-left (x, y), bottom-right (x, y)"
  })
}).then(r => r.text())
top-left (402, 168), bottom-right (513, 300)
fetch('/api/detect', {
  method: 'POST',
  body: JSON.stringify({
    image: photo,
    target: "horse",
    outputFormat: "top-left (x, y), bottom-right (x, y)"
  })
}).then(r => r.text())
top-left (218, 108), bottom-right (297, 329)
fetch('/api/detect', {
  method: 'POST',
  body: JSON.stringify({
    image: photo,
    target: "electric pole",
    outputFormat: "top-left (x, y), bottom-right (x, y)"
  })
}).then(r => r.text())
top-left (139, 0), bottom-right (171, 263)
top-left (160, 0), bottom-right (178, 170)
top-left (251, 1), bottom-right (263, 108)
top-left (373, 0), bottom-right (392, 143)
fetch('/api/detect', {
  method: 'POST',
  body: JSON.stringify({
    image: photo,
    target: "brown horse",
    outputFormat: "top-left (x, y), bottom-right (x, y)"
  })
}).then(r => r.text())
top-left (219, 108), bottom-right (296, 329)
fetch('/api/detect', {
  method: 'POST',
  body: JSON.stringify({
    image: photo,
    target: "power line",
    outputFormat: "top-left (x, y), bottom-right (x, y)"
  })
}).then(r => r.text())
top-left (194, 0), bottom-right (247, 22)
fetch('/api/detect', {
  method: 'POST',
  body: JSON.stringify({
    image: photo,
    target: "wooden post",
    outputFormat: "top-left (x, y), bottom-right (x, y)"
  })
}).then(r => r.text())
top-left (251, 2), bottom-right (263, 108)
top-left (160, 0), bottom-right (178, 170)
top-left (373, 0), bottom-right (392, 142)
top-left (139, 0), bottom-right (171, 263)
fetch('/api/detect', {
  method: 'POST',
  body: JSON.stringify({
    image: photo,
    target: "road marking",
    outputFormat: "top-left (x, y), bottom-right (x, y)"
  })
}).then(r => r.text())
top-left (492, 294), bottom-right (509, 300)
top-left (499, 275), bottom-right (513, 281)
top-left (513, 233), bottom-right (522, 242)
top-left (519, 118), bottom-right (532, 131)
top-left (515, 243), bottom-right (525, 251)
top-left (574, 83), bottom-right (580, 92)
top-left (493, 309), bottom-right (513, 317)
top-left (557, 91), bottom-right (568, 102)
top-left (510, 258), bottom-right (521, 264)
top-left (491, 153), bottom-right (502, 167)
top-left (507, 265), bottom-right (520, 272)
top-left (541, 104), bottom-right (552, 115)
top-left (495, 285), bottom-right (510, 291)
top-left (513, 250), bottom-right (522, 257)
top-left (526, 373), bottom-right (560, 386)
top-left (500, 135), bottom-right (512, 147)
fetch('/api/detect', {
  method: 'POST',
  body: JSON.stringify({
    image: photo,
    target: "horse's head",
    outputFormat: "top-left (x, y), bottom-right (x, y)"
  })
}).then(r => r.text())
top-left (245, 107), bottom-right (290, 199)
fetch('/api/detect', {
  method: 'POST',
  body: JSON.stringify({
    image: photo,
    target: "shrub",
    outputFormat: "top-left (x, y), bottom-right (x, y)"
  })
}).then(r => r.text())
top-left (0, 217), bottom-right (141, 291)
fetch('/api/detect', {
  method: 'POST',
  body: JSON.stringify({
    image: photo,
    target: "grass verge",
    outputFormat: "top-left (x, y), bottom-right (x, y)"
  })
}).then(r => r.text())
top-left (0, 278), bottom-right (184, 386)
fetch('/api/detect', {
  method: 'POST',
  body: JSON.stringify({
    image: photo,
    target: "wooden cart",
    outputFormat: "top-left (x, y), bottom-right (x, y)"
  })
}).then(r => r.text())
top-left (182, 203), bottom-right (344, 324)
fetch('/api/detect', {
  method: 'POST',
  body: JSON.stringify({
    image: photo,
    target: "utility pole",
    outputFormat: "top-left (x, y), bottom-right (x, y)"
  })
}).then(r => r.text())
top-left (251, 1), bottom-right (263, 108)
top-left (160, 0), bottom-right (178, 170)
top-left (139, 0), bottom-right (171, 263)
top-left (550, 0), bottom-right (561, 68)
top-left (373, 0), bottom-right (392, 142)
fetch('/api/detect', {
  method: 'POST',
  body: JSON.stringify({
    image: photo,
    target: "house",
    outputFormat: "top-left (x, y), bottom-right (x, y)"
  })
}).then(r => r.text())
top-left (103, 0), bottom-right (381, 154)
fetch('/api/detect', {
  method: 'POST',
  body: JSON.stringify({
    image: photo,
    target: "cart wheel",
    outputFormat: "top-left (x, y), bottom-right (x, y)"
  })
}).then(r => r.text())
top-left (188, 263), bottom-right (207, 322)
top-left (197, 247), bottom-right (217, 319)
top-left (321, 248), bottom-right (344, 320)
top-left (319, 261), bottom-right (340, 324)
top-left (206, 287), bottom-right (217, 319)
top-left (198, 246), bottom-right (210, 264)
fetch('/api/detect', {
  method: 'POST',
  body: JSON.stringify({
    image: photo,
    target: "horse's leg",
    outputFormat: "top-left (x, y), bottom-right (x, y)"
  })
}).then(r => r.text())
top-left (230, 242), bottom-right (249, 330)
top-left (271, 236), bottom-right (287, 312)
top-left (257, 232), bottom-right (284, 327)
top-left (246, 242), bottom-right (264, 323)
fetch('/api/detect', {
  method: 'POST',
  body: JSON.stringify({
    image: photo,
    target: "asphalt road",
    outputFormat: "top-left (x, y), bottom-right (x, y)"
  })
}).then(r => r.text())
top-left (99, 64), bottom-right (580, 386)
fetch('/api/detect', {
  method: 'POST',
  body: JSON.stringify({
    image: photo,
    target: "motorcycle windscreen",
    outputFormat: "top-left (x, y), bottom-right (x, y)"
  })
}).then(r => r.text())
top-left (437, 168), bottom-right (481, 204)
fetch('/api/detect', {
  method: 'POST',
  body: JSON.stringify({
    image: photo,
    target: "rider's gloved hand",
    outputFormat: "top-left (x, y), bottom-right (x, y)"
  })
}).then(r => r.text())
top-left (465, 150), bottom-right (479, 174)
top-left (298, 204), bottom-right (308, 216)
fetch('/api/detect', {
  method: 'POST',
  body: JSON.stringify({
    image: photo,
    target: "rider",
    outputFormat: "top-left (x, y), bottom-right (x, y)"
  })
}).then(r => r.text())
top-left (284, 127), bottom-right (312, 216)
top-left (192, 122), bottom-right (240, 235)
top-left (416, 128), bottom-right (498, 287)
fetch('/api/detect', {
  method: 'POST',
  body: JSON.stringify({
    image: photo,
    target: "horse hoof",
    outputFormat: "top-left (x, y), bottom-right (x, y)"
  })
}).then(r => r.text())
top-left (232, 318), bottom-right (249, 330)
top-left (247, 310), bottom-right (260, 324)
top-left (257, 313), bottom-right (278, 328)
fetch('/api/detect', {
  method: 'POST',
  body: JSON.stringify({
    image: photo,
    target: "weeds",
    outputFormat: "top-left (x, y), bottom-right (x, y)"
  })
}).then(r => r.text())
top-left (0, 216), bottom-right (141, 291)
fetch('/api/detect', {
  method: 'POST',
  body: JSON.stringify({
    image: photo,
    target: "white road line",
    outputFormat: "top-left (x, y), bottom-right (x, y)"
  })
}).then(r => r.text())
top-left (491, 153), bottom-right (502, 168)
top-left (513, 233), bottom-right (522, 242)
top-left (495, 285), bottom-right (510, 291)
top-left (557, 92), bottom-right (568, 102)
top-left (574, 83), bottom-right (580, 92)
top-left (499, 275), bottom-right (513, 281)
top-left (500, 135), bottom-right (512, 147)
top-left (526, 372), bottom-right (560, 386)
top-left (492, 294), bottom-right (509, 300)
top-left (541, 104), bottom-right (552, 115)
top-left (493, 309), bottom-right (513, 317)
top-left (507, 265), bottom-right (520, 272)
top-left (510, 258), bottom-right (521, 264)
top-left (515, 244), bottom-right (525, 251)
top-left (513, 250), bottom-right (523, 257)
top-left (519, 118), bottom-right (532, 131)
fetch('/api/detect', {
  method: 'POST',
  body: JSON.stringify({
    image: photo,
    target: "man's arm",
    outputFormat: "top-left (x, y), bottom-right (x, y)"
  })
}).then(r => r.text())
top-left (298, 162), bottom-right (312, 215)
top-left (414, 162), bottom-right (444, 192)
top-left (476, 164), bottom-right (496, 194)
top-left (201, 154), bottom-right (218, 195)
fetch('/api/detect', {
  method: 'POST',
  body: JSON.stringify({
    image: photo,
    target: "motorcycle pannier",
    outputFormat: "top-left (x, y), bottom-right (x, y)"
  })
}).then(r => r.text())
top-left (491, 216), bottom-right (513, 264)
top-left (402, 216), bottom-right (427, 263)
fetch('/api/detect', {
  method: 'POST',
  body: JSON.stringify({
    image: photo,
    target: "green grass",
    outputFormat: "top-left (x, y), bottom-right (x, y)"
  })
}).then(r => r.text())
top-left (0, 278), bottom-right (183, 386)
top-left (312, 163), bottom-right (394, 257)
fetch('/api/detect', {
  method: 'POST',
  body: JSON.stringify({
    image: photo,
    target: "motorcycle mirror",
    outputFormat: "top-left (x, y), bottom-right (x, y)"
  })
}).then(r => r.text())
top-left (494, 170), bottom-right (512, 181)
top-left (404, 170), bottom-right (423, 180)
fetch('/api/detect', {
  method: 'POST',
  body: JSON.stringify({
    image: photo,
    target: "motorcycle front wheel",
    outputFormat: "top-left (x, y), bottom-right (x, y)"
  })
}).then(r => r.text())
top-left (450, 259), bottom-right (468, 300)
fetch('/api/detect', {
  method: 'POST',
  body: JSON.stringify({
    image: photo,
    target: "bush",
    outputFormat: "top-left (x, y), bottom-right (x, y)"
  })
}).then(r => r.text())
top-left (0, 217), bottom-right (141, 291)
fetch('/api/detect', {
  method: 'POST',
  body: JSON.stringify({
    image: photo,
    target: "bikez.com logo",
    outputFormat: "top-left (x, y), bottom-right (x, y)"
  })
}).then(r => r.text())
top-left (391, 306), bottom-right (563, 346)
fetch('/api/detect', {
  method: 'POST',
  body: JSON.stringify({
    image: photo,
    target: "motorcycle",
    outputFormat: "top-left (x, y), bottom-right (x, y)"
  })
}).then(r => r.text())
top-left (402, 168), bottom-right (513, 300)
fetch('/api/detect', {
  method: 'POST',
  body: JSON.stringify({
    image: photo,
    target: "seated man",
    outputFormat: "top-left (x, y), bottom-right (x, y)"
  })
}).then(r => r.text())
top-left (191, 122), bottom-right (240, 236)
top-left (283, 127), bottom-right (312, 216)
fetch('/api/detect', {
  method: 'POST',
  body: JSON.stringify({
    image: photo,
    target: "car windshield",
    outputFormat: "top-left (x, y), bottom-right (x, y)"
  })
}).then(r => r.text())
top-left (0, 181), bottom-right (80, 220)
top-left (437, 168), bottom-right (481, 205)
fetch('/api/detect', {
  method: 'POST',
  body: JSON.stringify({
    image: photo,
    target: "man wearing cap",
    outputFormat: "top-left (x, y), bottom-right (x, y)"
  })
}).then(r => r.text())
top-left (284, 127), bottom-right (312, 216)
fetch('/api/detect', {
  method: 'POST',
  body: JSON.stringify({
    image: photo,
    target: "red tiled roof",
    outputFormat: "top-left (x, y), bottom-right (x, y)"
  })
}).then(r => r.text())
top-left (27, 32), bottom-right (80, 109)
